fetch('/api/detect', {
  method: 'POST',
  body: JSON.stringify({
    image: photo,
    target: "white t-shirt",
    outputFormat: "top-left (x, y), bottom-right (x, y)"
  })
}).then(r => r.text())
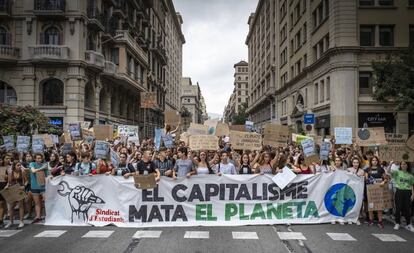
top-left (217, 163), bottom-right (237, 175)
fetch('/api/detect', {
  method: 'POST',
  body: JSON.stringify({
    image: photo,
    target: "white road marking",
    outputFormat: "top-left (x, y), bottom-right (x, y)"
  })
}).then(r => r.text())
top-left (132, 230), bottom-right (162, 239)
top-left (82, 230), bottom-right (114, 238)
top-left (372, 234), bottom-right (406, 242)
top-left (34, 230), bottom-right (67, 238)
top-left (0, 230), bottom-right (21, 237)
top-left (232, 232), bottom-right (259, 240)
top-left (277, 232), bottom-right (307, 240)
top-left (327, 233), bottom-right (357, 241)
top-left (184, 231), bottom-right (209, 239)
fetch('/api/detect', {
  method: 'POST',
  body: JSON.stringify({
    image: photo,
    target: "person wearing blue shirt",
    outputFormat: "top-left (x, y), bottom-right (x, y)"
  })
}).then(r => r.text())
top-left (29, 153), bottom-right (49, 224)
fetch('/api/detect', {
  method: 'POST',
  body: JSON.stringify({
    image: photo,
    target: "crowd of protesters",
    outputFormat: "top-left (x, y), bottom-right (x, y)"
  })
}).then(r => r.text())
top-left (0, 123), bottom-right (413, 232)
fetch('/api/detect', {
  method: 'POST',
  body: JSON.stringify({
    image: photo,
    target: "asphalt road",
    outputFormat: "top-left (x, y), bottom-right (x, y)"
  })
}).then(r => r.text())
top-left (1, 220), bottom-right (413, 253)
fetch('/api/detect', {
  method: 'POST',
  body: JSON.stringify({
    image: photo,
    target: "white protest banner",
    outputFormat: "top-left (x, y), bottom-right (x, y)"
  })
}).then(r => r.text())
top-left (334, 128), bottom-right (352, 145)
top-left (301, 139), bottom-right (315, 157)
top-left (229, 131), bottom-right (262, 151)
top-left (189, 135), bottom-right (219, 151)
top-left (3, 135), bottom-right (14, 151)
top-left (215, 123), bottom-right (230, 137)
top-left (263, 124), bottom-right (289, 146)
top-left (31, 135), bottom-right (45, 154)
top-left (17, 136), bottom-right (30, 153)
top-left (45, 171), bottom-right (364, 227)
top-left (69, 123), bottom-right (82, 141)
top-left (385, 133), bottom-right (408, 146)
top-left (188, 123), bottom-right (209, 135)
top-left (271, 166), bottom-right (297, 190)
top-left (94, 141), bottom-right (110, 159)
top-left (320, 141), bottom-right (331, 161)
top-left (355, 127), bottom-right (387, 146)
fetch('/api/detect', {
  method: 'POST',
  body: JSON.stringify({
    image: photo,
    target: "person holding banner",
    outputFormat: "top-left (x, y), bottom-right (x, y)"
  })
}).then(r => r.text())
top-left (253, 151), bottom-right (278, 175)
top-left (112, 153), bottom-right (136, 178)
top-left (365, 156), bottom-right (387, 228)
top-left (347, 157), bottom-right (365, 225)
top-left (173, 147), bottom-right (193, 178)
top-left (74, 152), bottom-right (96, 176)
top-left (3, 161), bottom-right (26, 229)
top-left (61, 152), bottom-right (77, 176)
top-left (163, 124), bottom-right (180, 149)
top-left (47, 153), bottom-right (61, 176)
top-left (136, 150), bottom-right (160, 181)
top-left (153, 150), bottom-right (174, 177)
top-left (237, 153), bottom-right (253, 174)
top-left (291, 155), bottom-right (315, 175)
top-left (214, 151), bottom-right (237, 175)
top-left (188, 151), bottom-right (215, 176)
top-left (29, 154), bottom-right (49, 224)
top-left (94, 157), bottom-right (113, 175)
top-left (388, 161), bottom-right (414, 232)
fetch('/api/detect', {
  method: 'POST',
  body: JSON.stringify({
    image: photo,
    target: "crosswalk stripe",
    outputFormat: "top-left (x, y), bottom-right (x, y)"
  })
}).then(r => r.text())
top-left (184, 231), bottom-right (209, 239)
top-left (277, 232), bottom-right (307, 240)
top-left (0, 230), bottom-right (21, 237)
top-left (34, 230), bottom-right (67, 238)
top-left (372, 234), bottom-right (406, 242)
top-left (82, 230), bottom-right (114, 238)
top-left (132, 230), bottom-right (162, 239)
top-left (326, 233), bottom-right (357, 241)
top-left (232, 232), bottom-right (259, 240)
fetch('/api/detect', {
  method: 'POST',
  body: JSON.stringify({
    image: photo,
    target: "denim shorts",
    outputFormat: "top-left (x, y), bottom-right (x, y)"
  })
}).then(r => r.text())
top-left (31, 188), bottom-right (45, 195)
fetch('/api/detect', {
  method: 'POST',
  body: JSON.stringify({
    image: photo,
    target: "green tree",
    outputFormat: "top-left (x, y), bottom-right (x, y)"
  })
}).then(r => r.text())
top-left (232, 102), bottom-right (248, 125)
top-left (371, 48), bottom-right (414, 111)
top-left (0, 104), bottom-right (61, 138)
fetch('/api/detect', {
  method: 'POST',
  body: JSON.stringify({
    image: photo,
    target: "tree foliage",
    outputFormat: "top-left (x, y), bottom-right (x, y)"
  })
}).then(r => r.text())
top-left (0, 104), bottom-right (61, 138)
top-left (232, 102), bottom-right (248, 125)
top-left (371, 48), bottom-right (414, 111)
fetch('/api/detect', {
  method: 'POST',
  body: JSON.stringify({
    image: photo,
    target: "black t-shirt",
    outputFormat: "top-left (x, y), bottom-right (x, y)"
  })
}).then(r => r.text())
top-left (365, 166), bottom-right (385, 184)
top-left (239, 164), bottom-right (252, 174)
top-left (115, 163), bottom-right (135, 176)
top-left (136, 160), bottom-right (156, 175)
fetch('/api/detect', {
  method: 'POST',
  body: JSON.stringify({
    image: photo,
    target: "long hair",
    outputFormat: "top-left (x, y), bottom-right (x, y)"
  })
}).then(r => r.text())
top-left (8, 161), bottom-right (23, 185)
top-left (239, 153), bottom-right (250, 166)
top-left (257, 151), bottom-right (271, 166)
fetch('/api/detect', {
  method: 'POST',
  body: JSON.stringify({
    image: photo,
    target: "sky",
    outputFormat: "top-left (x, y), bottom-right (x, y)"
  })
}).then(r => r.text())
top-left (173, 0), bottom-right (258, 117)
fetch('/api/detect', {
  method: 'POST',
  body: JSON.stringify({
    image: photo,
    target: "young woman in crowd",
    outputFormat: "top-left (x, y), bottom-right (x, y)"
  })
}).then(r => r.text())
top-left (47, 152), bottom-right (61, 174)
top-left (0, 154), bottom-right (12, 227)
top-left (365, 156), bottom-right (386, 228)
top-left (112, 152), bottom-right (136, 178)
top-left (291, 155), bottom-right (315, 174)
top-left (253, 151), bottom-right (278, 175)
top-left (61, 151), bottom-right (77, 176)
top-left (29, 153), bottom-right (48, 224)
top-left (94, 157), bottom-right (113, 175)
top-left (238, 153), bottom-right (253, 174)
top-left (188, 151), bottom-right (215, 177)
top-left (388, 161), bottom-right (414, 232)
top-left (4, 161), bottom-right (26, 228)
top-left (214, 150), bottom-right (237, 175)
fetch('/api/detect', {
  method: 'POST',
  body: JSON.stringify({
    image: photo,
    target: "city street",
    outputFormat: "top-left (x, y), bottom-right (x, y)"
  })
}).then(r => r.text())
top-left (1, 219), bottom-right (413, 253)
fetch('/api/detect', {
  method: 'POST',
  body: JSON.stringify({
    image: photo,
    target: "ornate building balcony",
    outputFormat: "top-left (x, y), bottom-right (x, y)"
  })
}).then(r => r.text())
top-left (28, 45), bottom-right (69, 62)
top-left (33, 0), bottom-right (65, 17)
top-left (85, 50), bottom-right (105, 69)
top-left (103, 60), bottom-right (117, 75)
top-left (115, 30), bottom-right (148, 65)
top-left (0, 45), bottom-right (19, 62)
top-left (87, 6), bottom-right (105, 31)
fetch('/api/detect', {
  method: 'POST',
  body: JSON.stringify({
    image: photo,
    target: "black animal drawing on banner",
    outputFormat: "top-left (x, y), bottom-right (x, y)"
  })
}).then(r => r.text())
top-left (58, 181), bottom-right (105, 223)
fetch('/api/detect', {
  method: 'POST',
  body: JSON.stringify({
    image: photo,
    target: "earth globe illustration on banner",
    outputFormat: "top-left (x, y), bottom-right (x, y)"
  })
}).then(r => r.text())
top-left (324, 183), bottom-right (356, 217)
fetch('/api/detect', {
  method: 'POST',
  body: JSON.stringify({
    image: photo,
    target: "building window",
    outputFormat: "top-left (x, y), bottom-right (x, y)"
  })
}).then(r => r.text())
top-left (0, 82), bottom-right (17, 105)
top-left (314, 83), bottom-right (318, 105)
top-left (84, 82), bottom-right (95, 109)
top-left (359, 72), bottom-right (373, 94)
top-left (379, 25), bottom-right (394, 46)
top-left (0, 26), bottom-right (10, 45)
top-left (359, 0), bottom-right (374, 5)
top-left (378, 0), bottom-right (393, 6)
top-left (360, 25), bottom-right (375, 46)
top-left (42, 26), bottom-right (61, 45)
top-left (320, 80), bottom-right (325, 103)
top-left (41, 78), bottom-right (64, 106)
top-left (410, 25), bottom-right (414, 46)
top-left (303, 22), bottom-right (307, 43)
top-left (326, 77), bottom-right (330, 101)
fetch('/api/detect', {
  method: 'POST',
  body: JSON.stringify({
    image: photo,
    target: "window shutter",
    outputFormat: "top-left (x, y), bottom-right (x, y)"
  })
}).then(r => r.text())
top-left (58, 32), bottom-right (63, 45)
top-left (40, 32), bottom-right (44, 44)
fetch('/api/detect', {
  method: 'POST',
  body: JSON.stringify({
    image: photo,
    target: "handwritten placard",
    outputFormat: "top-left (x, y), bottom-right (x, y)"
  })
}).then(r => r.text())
top-left (94, 125), bottom-right (114, 141)
top-left (292, 133), bottom-right (313, 143)
top-left (164, 110), bottom-right (181, 126)
top-left (31, 135), bottom-right (45, 154)
top-left (334, 127), bottom-right (353, 145)
top-left (355, 127), bottom-right (387, 146)
top-left (301, 139), bottom-right (316, 157)
top-left (16, 136), bottom-right (30, 153)
top-left (215, 123), bottom-right (230, 137)
top-left (229, 131), bottom-right (262, 151)
top-left (229, 125), bottom-right (246, 132)
top-left (204, 120), bottom-right (219, 135)
top-left (385, 133), bottom-right (408, 146)
top-left (407, 135), bottom-right (414, 151)
top-left (263, 124), bottom-right (289, 146)
top-left (320, 141), bottom-right (331, 161)
top-left (61, 143), bottom-right (73, 156)
top-left (0, 184), bottom-right (27, 203)
top-left (140, 92), bottom-right (157, 108)
top-left (367, 184), bottom-right (393, 211)
top-left (189, 135), bottom-right (219, 151)
top-left (188, 123), bottom-right (209, 135)
top-left (379, 145), bottom-right (414, 162)
top-left (94, 141), bottom-right (110, 159)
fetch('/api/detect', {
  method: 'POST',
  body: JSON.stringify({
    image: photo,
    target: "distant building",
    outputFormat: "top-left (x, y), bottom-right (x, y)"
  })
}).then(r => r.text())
top-left (181, 77), bottom-right (205, 126)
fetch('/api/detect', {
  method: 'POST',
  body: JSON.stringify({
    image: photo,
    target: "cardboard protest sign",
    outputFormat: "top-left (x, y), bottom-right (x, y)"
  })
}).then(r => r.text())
top-left (320, 141), bottom-right (331, 161)
top-left (180, 132), bottom-right (190, 145)
top-left (80, 121), bottom-right (91, 130)
top-left (31, 135), bottom-right (45, 154)
top-left (118, 125), bottom-right (139, 146)
top-left (188, 123), bottom-right (209, 135)
top-left (133, 174), bottom-right (156, 189)
top-left (69, 123), bottom-right (82, 141)
top-left (82, 129), bottom-right (95, 144)
top-left (164, 110), bottom-right (181, 126)
top-left (355, 127), bottom-right (387, 146)
top-left (229, 131), bottom-right (262, 151)
top-left (379, 145), bottom-right (414, 162)
top-left (63, 133), bottom-right (72, 144)
top-left (304, 155), bottom-right (320, 166)
top-left (301, 139), bottom-right (316, 157)
top-left (3, 135), bottom-right (14, 151)
top-left (292, 133), bottom-right (312, 143)
top-left (36, 170), bottom-right (46, 186)
top-left (94, 125), bottom-right (114, 141)
top-left (16, 136), bottom-right (30, 153)
top-left (215, 123), bottom-right (230, 137)
top-left (366, 184), bottom-right (393, 211)
top-left (263, 124), bottom-right (289, 146)
top-left (0, 184), bottom-right (27, 203)
top-left (334, 127), bottom-right (353, 145)
top-left (229, 125), bottom-right (246, 132)
top-left (94, 141), bottom-right (110, 159)
top-left (204, 119), bottom-right (219, 135)
top-left (0, 166), bottom-right (6, 182)
top-left (407, 135), bottom-right (414, 151)
top-left (189, 135), bottom-right (219, 151)
top-left (385, 133), bottom-right (408, 146)
top-left (50, 135), bottom-right (59, 145)
top-left (140, 92), bottom-right (157, 108)
top-left (37, 134), bottom-right (53, 148)
top-left (61, 143), bottom-right (73, 156)
top-left (154, 128), bottom-right (163, 151)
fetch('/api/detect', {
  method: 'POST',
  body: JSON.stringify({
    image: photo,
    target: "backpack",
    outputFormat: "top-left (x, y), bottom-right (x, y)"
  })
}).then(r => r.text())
top-left (77, 162), bottom-right (92, 175)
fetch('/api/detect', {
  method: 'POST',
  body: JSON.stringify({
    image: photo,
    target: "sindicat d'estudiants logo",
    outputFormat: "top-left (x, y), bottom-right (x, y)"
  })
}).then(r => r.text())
top-left (324, 183), bottom-right (356, 217)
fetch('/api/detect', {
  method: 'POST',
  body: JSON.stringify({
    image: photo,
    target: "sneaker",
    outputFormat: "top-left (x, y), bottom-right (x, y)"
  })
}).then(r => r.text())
top-left (4, 222), bottom-right (13, 229)
top-left (394, 224), bottom-right (400, 230)
top-left (348, 221), bottom-right (353, 225)
top-left (378, 222), bottom-right (384, 229)
top-left (356, 220), bottom-right (361, 226)
top-left (368, 220), bottom-right (374, 226)
top-left (339, 221), bottom-right (345, 225)
top-left (405, 224), bottom-right (414, 232)
top-left (331, 221), bottom-right (336, 225)
top-left (31, 218), bottom-right (41, 224)
top-left (18, 221), bottom-right (24, 229)
top-left (23, 213), bottom-right (31, 220)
